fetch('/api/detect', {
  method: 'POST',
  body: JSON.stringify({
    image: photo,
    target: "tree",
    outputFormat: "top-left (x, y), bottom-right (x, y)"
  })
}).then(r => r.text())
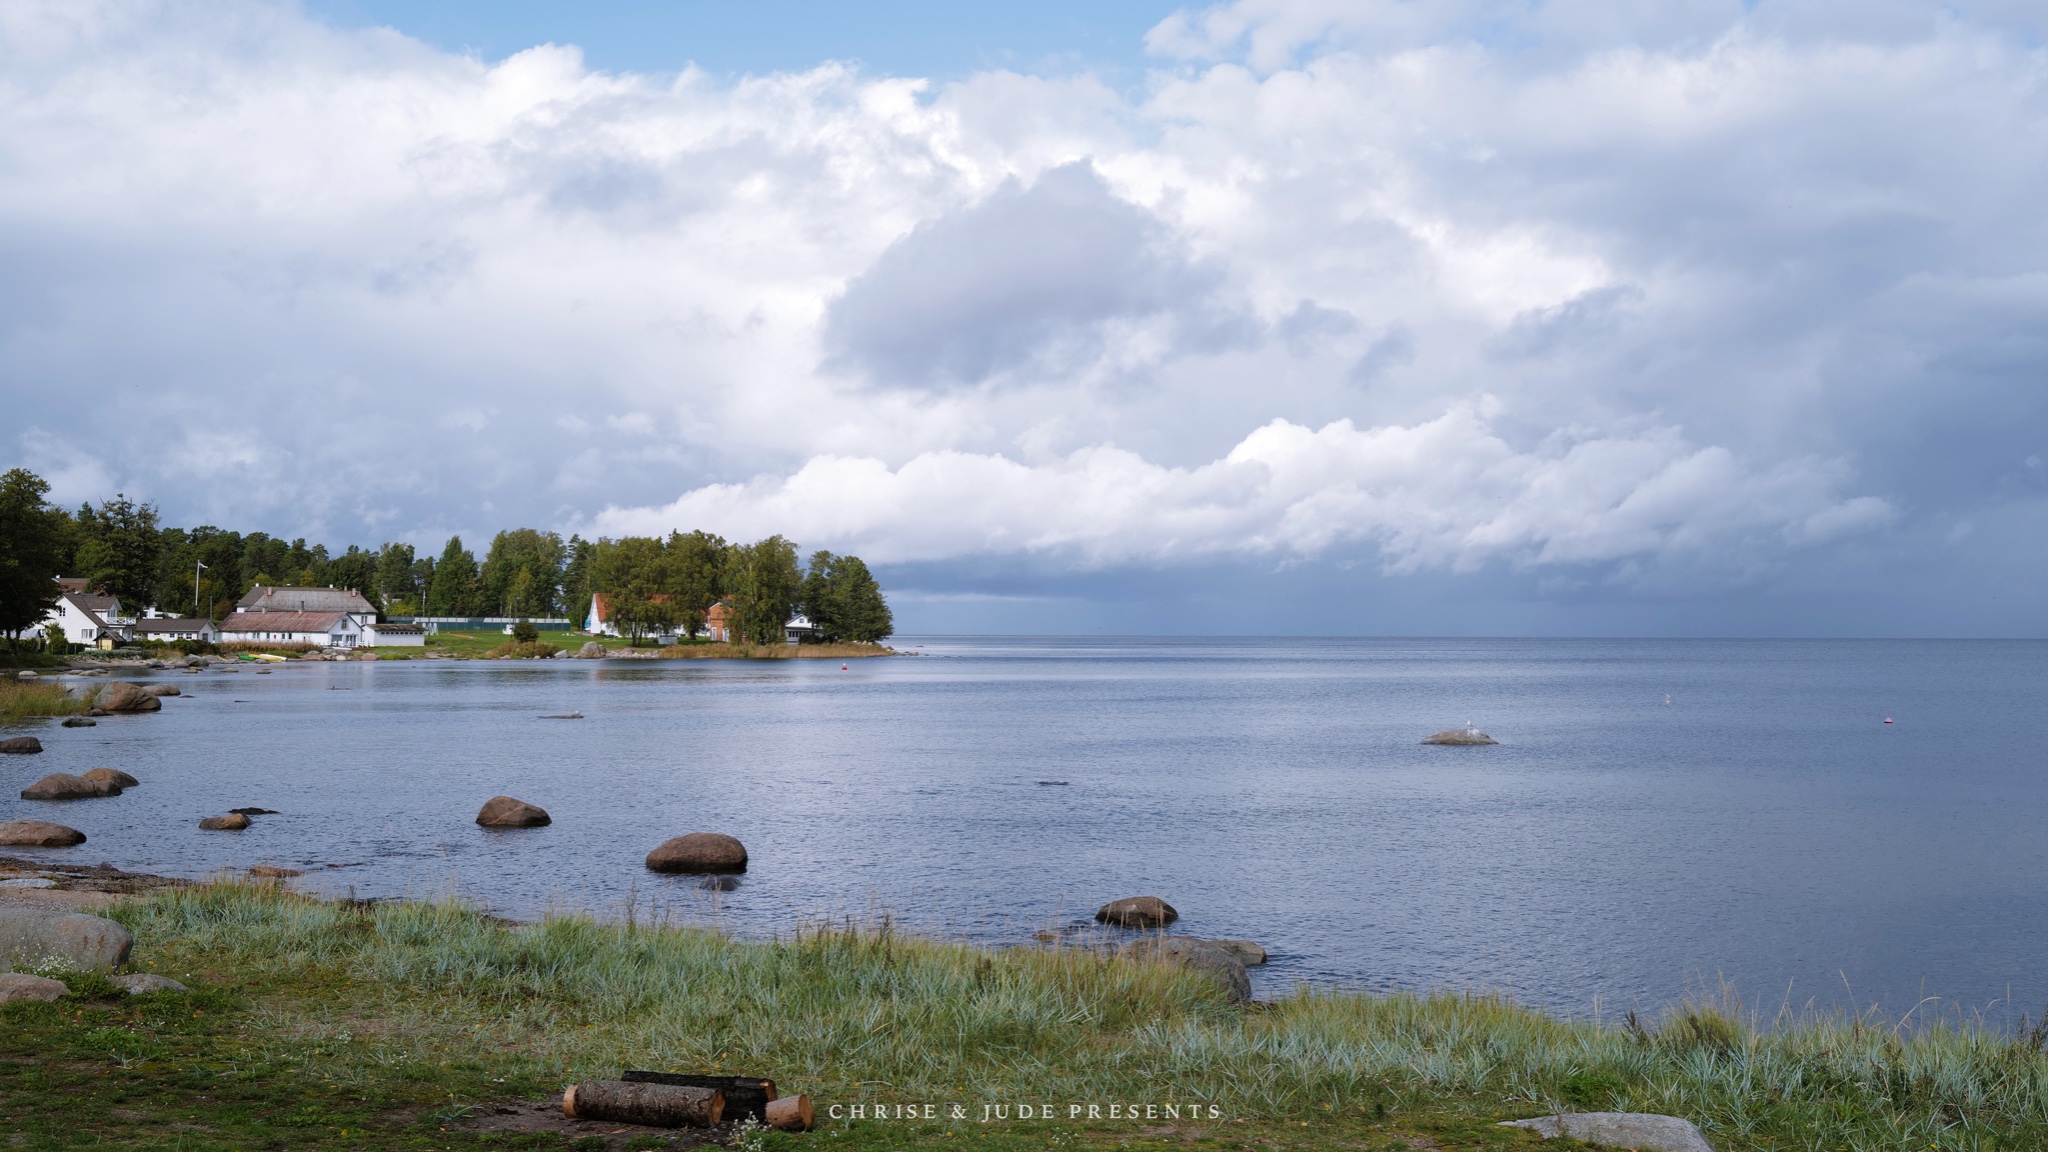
top-left (480, 529), bottom-right (565, 617)
top-left (666, 530), bottom-right (726, 637)
top-left (72, 493), bottom-right (163, 607)
top-left (725, 535), bottom-right (802, 644)
top-left (0, 468), bottom-right (69, 640)
top-left (374, 543), bottom-right (418, 611)
top-left (801, 550), bottom-right (893, 643)
top-left (561, 536), bottom-right (595, 629)
top-left (427, 536), bottom-right (479, 616)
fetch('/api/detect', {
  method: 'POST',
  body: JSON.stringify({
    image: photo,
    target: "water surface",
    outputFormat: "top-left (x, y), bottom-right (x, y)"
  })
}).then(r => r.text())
top-left (4, 637), bottom-right (2043, 1017)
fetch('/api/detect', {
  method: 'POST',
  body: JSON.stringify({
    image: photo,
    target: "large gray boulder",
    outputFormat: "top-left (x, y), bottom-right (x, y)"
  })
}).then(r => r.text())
top-left (646, 832), bottom-right (748, 873)
top-left (476, 796), bottom-right (552, 827)
top-left (199, 813), bottom-right (250, 830)
top-left (1500, 1113), bottom-right (1714, 1152)
top-left (144, 684), bottom-right (181, 697)
top-left (0, 736), bottom-right (42, 754)
top-left (1117, 936), bottom-right (1251, 1002)
top-left (20, 773), bottom-right (120, 800)
top-left (1095, 895), bottom-right (1178, 929)
top-left (93, 682), bottom-right (160, 713)
top-left (1209, 939), bottom-right (1268, 966)
top-left (0, 908), bottom-right (134, 971)
top-left (0, 819), bottom-right (86, 847)
top-left (577, 641), bottom-right (607, 659)
top-left (0, 973), bottom-right (68, 1003)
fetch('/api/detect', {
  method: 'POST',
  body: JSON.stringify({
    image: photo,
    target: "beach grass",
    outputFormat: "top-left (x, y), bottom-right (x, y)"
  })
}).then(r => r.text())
top-left (0, 677), bottom-right (89, 723)
top-left (2, 882), bottom-right (2045, 1149)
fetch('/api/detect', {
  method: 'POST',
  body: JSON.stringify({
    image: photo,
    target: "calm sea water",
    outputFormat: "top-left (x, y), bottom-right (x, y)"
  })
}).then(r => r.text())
top-left (4, 637), bottom-right (2045, 1018)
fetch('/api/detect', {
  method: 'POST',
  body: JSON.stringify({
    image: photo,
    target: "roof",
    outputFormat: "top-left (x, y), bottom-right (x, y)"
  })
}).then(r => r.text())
top-left (57, 593), bottom-right (110, 628)
top-left (589, 592), bottom-right (673, 623)
top-left (217, 611), bottom-right (355, 633)
top-left (365, 622), bottom-right (424, 634)
top-left (236, 586), bottom-right (376, 614)
top-left (53, 577), bottom-right (89, 593)
top-left (134, 618), bottom-right (214, 634)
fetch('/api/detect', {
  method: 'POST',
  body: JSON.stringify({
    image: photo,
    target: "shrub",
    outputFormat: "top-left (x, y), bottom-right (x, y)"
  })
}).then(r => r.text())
top-left (485, 640), bottom-right (560, 660)
top-left (511, 620), bottom-right (539, 644)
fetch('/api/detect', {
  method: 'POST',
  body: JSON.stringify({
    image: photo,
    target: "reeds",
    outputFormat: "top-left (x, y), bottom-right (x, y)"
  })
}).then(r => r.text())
top-left (108, 883), bottom-right (2048, 1148)
top-left (0, 679), bottom-right (88, 723)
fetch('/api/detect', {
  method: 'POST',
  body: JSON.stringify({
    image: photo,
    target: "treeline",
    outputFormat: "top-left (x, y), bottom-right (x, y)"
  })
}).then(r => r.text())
top-left (0, 468), bottom-right (891, 645)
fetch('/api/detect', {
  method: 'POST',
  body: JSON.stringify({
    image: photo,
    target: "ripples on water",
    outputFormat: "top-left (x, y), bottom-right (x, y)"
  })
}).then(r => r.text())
top-left (4, 637), bottom-right (2044, 1015)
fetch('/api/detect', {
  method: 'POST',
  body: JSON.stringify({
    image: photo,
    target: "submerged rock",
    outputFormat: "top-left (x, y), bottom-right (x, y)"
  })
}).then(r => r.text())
top-left (1500, 1113), bottom-right (1714, 1152)
top-left (198, 813), bottom-right (250, 831)
top-left (1208, 939), bottom-right (1268, 966)
top-left (1095, 896), bottom-right (1178, 929)
top-left (0, 736), bottom-right (43, 753)
top-left (82, 767), bottom-right (139, 788)
top-left (0, 973), bottom-right (68, 1003)
top-left (144, 684), bottom-right (180, 697)
top-left (1422, 726), bottom-right (1497, 745)
top-left (60, 717), bottom-right (95, 727)
top-left (0, 819), bottom-right (86, 847)
top-left (0, 908), bottom-right (134, 970)
top-left (20, 773), bottom-right (119, 800)
top-left (1117, 936), bottom-right (1251, 1002)
top-left (476, 796), bottom-right (552, 828)
top-left (645, 832), bottom-right (748, 874)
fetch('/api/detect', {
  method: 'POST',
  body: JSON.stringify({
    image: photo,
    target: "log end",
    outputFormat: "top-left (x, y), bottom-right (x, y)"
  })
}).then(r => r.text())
top-left (765, 1094), bottom-right (815, 1132)
top-left (562, 1084), bottom-right (579, 1119)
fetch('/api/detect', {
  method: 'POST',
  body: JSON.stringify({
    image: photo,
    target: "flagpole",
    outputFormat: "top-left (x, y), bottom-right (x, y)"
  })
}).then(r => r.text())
top-left (194, 560), bottom-right (208, 615)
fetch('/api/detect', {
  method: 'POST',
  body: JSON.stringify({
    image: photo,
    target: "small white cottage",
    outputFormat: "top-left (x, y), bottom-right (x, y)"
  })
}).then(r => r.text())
top-left (215, 611), bottom-right (364, 648)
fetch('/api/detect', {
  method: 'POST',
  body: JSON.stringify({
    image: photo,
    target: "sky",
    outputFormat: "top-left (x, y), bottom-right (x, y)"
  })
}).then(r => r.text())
top-left (3, 0), bottom-right (2047, 636)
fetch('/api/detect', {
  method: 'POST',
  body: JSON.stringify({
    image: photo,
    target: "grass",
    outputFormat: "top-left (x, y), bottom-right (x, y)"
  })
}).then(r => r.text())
top-left (0, 677), bottom-right (89, 723)
top-left (5, 882), bottom-right (2048, 1149)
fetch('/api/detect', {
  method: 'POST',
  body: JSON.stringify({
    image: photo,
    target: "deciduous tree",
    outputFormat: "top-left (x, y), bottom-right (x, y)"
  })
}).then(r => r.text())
top-left (0, 469), bottom-right (69, 640)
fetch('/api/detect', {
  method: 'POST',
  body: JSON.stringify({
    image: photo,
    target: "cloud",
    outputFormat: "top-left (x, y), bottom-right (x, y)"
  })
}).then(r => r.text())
top-left (587, 401), bottom-right (1891, 579)
top-left (823, 161), bottom-right (1230, 387)
top-left (0, 0), bottom-right (2043, 627)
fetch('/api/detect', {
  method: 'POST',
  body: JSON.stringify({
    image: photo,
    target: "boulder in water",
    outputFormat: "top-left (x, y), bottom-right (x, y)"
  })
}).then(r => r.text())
top-left (1095, 896), bottom-right (1178, 929)
top-left (60, 717), bottom-right (95, 727)
top-left (0, 819), bottom-right (86, 847)
top-left (1209, 939), bottom-right (1268, 966)
top-left (645, 832), bottom-right (747, 873)
top-left (93, 682), bottom-right (160, 713)
top-left (1422, 727), bottom-right (1497, 745)
top-left (144, 684), bottom-right (180, 697)
top-left (1117, 936), bottom-right (1251, 1002)
top-left (476, 796), bottom-right (552, 827)
top-left (0, 736), bottom-right (42, 753)
top-left (82, 767), bottom-right (139, 788)
top-left (198, 813), bottom-right (250, 830)
top-left (20, 773), bottom-right (119, 800)
top-left (1499, 1113), bottom-right (1714, 1152)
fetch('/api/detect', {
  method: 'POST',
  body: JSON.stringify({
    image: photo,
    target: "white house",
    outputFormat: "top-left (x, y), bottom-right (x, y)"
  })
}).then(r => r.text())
top-left (361, 620), bottom-right (426, 647)
top-left (216, 611), bottom-right (364, 648)
top-left (133, 617), bottom-right (220, 645)
top-left (39, 589), bottom-right (129, 645)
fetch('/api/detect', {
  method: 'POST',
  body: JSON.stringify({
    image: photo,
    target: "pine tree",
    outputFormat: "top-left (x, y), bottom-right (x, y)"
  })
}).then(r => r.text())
top-left (427, 536), bottom-right (479, 616)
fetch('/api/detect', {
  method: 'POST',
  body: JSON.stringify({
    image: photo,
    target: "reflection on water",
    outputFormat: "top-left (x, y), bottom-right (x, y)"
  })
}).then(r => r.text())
top-left (3, 637), bottom-right (2045, 1015)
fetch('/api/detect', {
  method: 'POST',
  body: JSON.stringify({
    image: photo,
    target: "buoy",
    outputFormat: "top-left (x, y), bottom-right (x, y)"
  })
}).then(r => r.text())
top-left (1884, 717), bottom-right (1894, 724)
top-left (841, 663), bottom-right (848, 670)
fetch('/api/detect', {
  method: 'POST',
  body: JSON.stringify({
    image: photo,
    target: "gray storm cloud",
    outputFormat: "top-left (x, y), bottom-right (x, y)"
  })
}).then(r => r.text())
top-left (2, 0), bottom-right (2046, 626)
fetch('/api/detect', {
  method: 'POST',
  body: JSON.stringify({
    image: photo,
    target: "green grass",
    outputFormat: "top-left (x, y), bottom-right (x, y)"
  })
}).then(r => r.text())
top-left (6, 882), bottom-right (2048, 1149)
top-left (0, 677), bottom-right (89, 722)
top-left (368, 631), bottom-right (893, 661)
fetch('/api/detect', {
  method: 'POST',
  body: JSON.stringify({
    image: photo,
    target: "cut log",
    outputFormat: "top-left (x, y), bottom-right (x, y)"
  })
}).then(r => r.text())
top-left (563, 1081), bottom-right (723, 1128)
top-left (621, 1071), bottom-right (774, 1124)
top-left (765, 1095), bottom-right (815, 1132)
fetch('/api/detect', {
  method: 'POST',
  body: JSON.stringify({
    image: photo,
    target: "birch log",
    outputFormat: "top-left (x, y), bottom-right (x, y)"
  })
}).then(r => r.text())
top-left (563, 1081), bottom-right (724, 1127)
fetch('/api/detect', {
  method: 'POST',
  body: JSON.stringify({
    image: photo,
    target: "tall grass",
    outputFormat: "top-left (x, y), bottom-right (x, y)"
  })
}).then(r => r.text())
top-left (109, 883), bottom-right (2048, 1149)
top-left (0, 679), bottom-right (88, 723)
top-left (655, 641), bottom-right (894, 659)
